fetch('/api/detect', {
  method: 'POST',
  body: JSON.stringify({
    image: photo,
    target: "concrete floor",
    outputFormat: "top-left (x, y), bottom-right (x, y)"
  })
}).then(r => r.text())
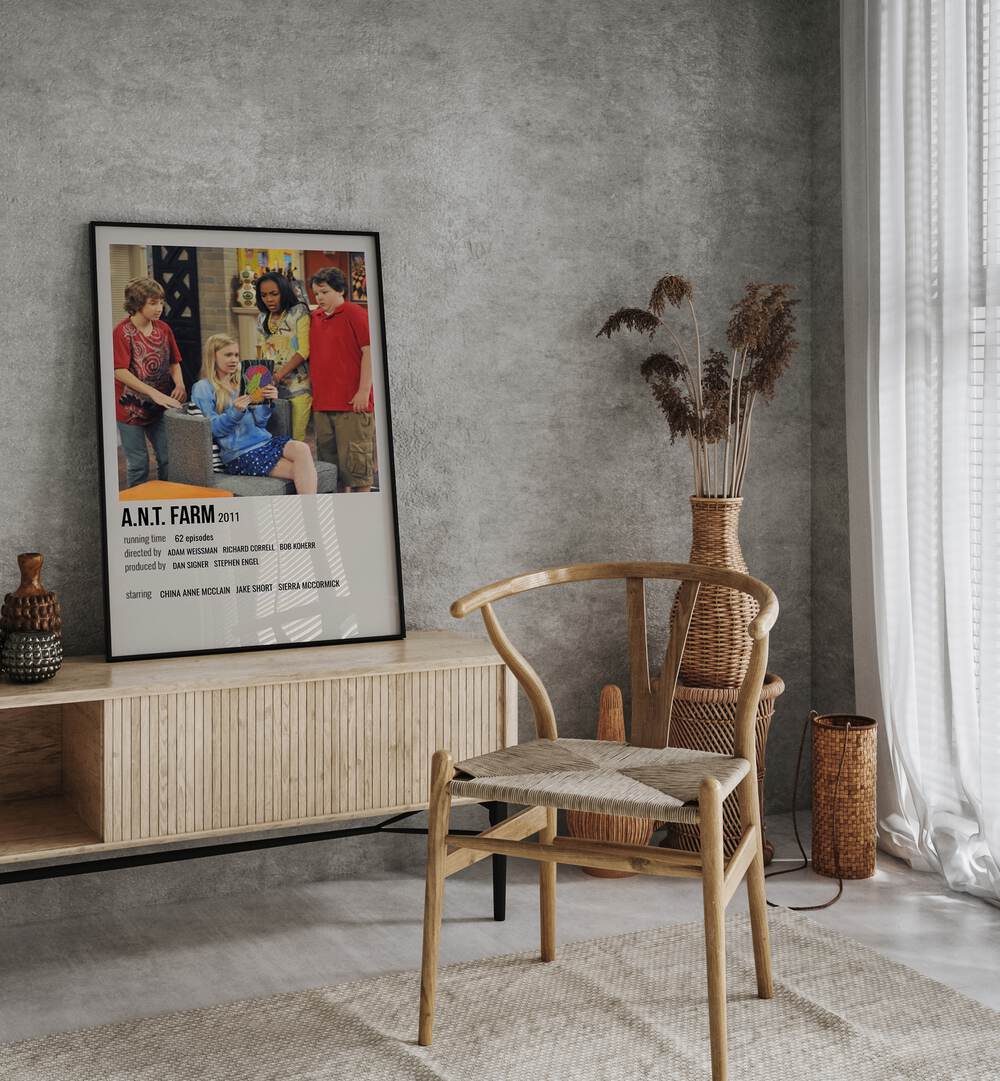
top-left (0, 816), bottom-right (998, 1045)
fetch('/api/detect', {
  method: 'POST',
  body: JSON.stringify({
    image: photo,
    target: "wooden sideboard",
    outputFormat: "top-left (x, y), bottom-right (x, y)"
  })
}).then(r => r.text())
top-left (0, 631), bottom-right (515, 868)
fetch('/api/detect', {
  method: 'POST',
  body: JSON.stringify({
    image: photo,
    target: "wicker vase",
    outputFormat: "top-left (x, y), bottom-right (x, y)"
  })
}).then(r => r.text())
top-left (566, 685), bottom-right (654, 877)
top-left (677, 497), bottom-right (756, 689)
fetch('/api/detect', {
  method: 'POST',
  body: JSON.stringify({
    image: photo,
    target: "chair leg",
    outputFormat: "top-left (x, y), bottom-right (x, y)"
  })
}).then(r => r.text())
top-left (539, 806), bottom-right (557, 962)
top-left (739, 774), bottom-right (773, 999)
top-left (700, 777), bottom-right (728, 1081)
top-left (418, 750), bottom-right (453, 1047)
top-left (487, 801), bottom-right (508, 922)
top-left (745, 847), bottom-right (773, 999)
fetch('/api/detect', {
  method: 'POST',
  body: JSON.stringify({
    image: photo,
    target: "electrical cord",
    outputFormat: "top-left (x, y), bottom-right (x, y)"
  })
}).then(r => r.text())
top-left (765, 710), bottom-right (849, 911)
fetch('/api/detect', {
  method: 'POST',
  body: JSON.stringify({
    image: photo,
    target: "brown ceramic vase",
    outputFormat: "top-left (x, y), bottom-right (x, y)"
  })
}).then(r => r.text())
top-left (1, 553), bottom-right (62, 636)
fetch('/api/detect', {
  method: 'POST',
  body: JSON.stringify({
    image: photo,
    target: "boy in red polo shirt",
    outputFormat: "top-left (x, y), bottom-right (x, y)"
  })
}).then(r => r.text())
top-left (309, 266), bottom-right (375, 492)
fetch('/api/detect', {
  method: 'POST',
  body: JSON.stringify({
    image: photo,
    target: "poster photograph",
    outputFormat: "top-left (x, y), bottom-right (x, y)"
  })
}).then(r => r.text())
top-left (90, 223), bottom-right (403, 661)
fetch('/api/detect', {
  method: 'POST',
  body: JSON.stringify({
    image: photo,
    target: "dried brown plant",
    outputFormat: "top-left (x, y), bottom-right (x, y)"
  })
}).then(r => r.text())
top-left (596, 307), bottom-right (660, 339)
top-left (700, 350), bottom-right (732, 444)
top-left (648, 274), bottom-right (694, 316)
top-left (639, 352), bottom-right (686, 383)
top-left (596, 273), bottom-right (798, 496)
top-left (746, 284), bottom-right (798, 401)
top-left (640, 353), bottom-right (692, 444)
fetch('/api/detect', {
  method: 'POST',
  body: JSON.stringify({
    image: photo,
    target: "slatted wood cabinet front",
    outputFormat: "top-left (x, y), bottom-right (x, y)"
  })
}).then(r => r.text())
top-left (0, 633), bottom-right (515, 865)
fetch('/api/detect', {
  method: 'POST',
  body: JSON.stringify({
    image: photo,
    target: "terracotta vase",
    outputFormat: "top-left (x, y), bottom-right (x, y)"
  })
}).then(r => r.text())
top-left (677, 497), bottom-right (756, 689)
top-left (1, 553), bottom-right (62, 636)
top-left (566, 684), bottom-right (655, 877)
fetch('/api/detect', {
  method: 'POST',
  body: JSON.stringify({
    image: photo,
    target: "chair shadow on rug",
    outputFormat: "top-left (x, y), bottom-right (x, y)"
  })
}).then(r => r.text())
top-left (418, 561), bottom-right (778, 1081)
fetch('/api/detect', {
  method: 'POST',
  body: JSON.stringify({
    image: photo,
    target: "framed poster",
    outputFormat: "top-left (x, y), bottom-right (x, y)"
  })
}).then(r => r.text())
top-left (90, 222), bottom-right (404, 661)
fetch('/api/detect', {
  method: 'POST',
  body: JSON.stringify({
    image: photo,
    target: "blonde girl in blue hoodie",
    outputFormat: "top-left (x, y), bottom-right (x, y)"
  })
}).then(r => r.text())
top-left (191, 334), bottom-right (317, 494)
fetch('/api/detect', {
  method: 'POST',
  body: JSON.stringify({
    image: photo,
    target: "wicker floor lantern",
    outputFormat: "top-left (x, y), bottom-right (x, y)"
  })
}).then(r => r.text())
top-left (811, 713), bottom-right (878, 879)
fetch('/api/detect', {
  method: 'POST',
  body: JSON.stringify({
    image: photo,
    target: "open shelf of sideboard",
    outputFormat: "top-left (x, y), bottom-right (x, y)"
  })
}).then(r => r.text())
top-left (0, 798), bottom-right (102, 859)
top-left (0, 698), bottom-right (104, 861)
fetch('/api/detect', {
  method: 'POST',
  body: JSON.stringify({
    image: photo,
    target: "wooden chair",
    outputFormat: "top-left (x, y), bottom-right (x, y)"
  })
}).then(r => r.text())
top-left (417, 562), bottom-right (777, 1081)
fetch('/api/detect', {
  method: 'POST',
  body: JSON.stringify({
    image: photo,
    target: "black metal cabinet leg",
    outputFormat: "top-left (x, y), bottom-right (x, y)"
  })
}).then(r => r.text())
top-left (487, 801), bottom-right (508, 921)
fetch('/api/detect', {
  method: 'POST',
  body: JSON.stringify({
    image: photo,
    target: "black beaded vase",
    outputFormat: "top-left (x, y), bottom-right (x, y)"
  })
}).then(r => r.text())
top-left (1, 630), bottom-right (63, 682)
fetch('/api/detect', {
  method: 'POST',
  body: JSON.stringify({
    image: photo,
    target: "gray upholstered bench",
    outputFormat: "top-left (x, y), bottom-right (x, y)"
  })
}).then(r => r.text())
top-left (164, 399), bottom-right (337, 496)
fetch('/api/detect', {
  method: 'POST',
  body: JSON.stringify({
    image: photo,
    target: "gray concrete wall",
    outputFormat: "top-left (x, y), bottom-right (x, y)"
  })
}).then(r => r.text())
top-left (0, 0), bottom-right (846, 921)
top-left (809, 1), bottom-right (855, 718)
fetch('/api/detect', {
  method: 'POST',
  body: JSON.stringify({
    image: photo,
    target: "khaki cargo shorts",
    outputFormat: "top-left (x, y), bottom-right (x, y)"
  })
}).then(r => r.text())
top-left (314, 410), bottom-right (375, 488)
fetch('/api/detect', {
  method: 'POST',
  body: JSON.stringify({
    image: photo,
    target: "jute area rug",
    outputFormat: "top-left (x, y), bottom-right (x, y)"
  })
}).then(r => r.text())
top-left (1, 909), bottom-right (996, 1080)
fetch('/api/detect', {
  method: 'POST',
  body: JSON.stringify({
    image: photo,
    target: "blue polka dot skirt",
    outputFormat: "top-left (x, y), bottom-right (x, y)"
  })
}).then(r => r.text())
top-left (224, 436), bottom-right (291, 477)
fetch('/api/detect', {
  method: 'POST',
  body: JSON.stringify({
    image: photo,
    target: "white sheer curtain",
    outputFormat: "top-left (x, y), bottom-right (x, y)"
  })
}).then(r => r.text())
top-left (843, 0), bottom-right (1000, 903)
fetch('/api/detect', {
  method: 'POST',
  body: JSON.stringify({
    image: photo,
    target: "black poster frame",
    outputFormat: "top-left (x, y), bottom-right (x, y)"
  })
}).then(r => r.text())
top-left (90, 221), bottom-right (405, 663)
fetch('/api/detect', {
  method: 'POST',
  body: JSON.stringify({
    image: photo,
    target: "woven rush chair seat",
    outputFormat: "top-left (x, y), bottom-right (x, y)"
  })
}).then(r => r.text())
top-left (451, 738), bottom-right (751, 825)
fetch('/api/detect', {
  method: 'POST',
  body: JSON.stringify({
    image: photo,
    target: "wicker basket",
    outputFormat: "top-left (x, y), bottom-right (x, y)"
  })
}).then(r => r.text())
top-left (677, 498), bottom-right (757, 689)
top-left (662, 673), bottom-right (784, 861)
top-left (811, 713), bottom-right (877, 880)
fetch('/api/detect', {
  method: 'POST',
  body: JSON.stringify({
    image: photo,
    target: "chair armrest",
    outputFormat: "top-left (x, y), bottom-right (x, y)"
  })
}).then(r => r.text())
top-left (164, 410), bottom-right (216, 489)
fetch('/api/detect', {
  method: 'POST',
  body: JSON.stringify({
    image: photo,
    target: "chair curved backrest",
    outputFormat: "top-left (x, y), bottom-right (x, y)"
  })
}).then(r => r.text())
top-left (451, 561), bottom-right (778, 764)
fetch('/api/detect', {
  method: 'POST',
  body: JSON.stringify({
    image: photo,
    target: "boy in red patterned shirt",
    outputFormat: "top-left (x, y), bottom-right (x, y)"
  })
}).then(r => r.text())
top-left (112, 277), bottom-right (186, 488)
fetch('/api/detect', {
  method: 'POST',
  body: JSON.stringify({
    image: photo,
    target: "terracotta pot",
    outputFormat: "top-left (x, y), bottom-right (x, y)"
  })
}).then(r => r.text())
top-left (566, 685), bottom-right (654, 877)
top-left (676, 497), bottom-right (756, 689)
